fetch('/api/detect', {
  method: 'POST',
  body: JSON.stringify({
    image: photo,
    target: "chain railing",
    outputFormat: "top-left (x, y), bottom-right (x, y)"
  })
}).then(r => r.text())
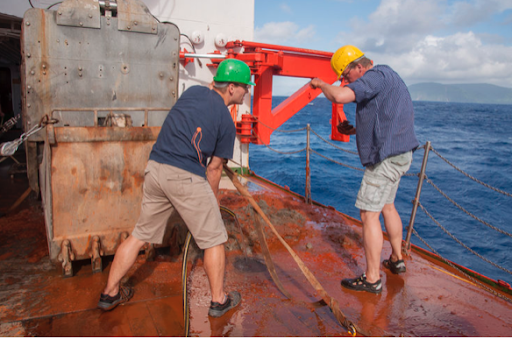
top-left (250, 121), bottom-right (512, 297)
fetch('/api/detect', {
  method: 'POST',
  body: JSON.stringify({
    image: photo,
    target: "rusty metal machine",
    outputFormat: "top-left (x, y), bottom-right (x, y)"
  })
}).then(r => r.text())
top-left (19, 0), bottom-right (353, 277)
top-left (21, 0), bottom-right (180, 276)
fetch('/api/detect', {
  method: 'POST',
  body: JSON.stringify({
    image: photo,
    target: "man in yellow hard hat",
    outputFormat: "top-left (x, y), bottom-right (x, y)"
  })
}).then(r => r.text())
top-left (98, 59), bottom-right (254, 317)
top-left (310, 45), bottom-right (419, 294)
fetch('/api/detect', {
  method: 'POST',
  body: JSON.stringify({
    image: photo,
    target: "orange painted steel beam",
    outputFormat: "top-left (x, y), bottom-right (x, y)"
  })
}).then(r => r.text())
top-left (212, 41), bottom-right (350, 144)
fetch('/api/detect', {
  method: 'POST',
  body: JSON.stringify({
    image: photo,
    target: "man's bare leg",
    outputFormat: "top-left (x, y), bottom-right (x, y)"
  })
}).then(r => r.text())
top-left (102, 235), bottom-right (146, 296)
top-left (382, 203), bottom-right (403, 262)
top-left (360, 209), bottom-right (383, 283)
top-left (204, 243), bottom-right (226, 303)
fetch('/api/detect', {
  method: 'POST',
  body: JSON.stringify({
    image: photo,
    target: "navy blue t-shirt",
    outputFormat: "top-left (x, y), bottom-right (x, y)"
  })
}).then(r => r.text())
top-left (149, 86), bottom-right (236, 178)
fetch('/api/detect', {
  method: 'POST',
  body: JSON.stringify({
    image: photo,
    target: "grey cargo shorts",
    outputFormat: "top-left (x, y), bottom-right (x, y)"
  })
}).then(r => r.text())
top-left (355, 151), bottom-right (413, 212)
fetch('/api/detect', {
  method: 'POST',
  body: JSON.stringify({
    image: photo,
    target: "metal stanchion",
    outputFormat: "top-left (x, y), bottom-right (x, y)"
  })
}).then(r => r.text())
top-left (404, 141), bottom-right (431, 254)
top-left (305, 124), bottom-right (312, 204)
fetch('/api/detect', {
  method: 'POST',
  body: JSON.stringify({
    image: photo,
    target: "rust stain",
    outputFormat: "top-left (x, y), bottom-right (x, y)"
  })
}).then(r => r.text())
top-left (1, 174), bottom-right (512, 336)
top-left (0, 252), bottom-right (14, 261)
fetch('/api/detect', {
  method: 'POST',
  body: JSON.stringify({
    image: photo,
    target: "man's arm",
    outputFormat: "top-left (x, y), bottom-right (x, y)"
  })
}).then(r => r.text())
top-left (310, 78), bottom-right (356, 104)
top-left (206, 156), bottom-right (226, 203)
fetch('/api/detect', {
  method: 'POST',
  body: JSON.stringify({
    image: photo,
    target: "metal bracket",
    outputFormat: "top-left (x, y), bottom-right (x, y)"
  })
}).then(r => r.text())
top-left (90, 236), bottom-right (104, 273)
top-left (117, 0), bottom-right (158, 34)
top-left (57, 239), bottom-right (75, 277)
top-left (56, 0), bottom-right (101, 29)
top-left (46, 124), bottom-right (56, 145)
top-left (120, 231), bottom-right (129, 242)
top-left (144, 243), bottom-right (155, 261)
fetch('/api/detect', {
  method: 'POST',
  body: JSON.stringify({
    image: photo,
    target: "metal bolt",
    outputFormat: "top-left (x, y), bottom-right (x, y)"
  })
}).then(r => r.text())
top-left (127, 25), bottom-right (131, 30)
top-left (88, 14), bottom-right (93, 18)
top-left (30, 71), bottom-right (35, 75)
top-left (27, 103), bottom-right (31, 108)
top-left (169, 77), bottom-right (173, 81)
top-left (28, 85), bottom-right (32, 90)
top-left (79, 22), bottom-right (83, 26)
top-left (134, 21), bottom-right (138, 26)
top-left (159, 72), bottom-right (164, 77)
top-left (79, 72), bottom-right (83, 77)
top-left (58, 11), bottom-right (62, 15)
top-left (78, 67), bottom-right (82, 71)
top-left (42, 64), bottom-right (46, 69)
top-left (25, 21), bottom-right (30, 26)
top-left (43, 71), bottom-right (46, 75)
top-left (27, 53), bottom-right (31, 58)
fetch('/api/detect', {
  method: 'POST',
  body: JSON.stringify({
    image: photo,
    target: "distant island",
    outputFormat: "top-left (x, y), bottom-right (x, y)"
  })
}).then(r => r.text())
top-left (407, 83), bottom-right (512, 105)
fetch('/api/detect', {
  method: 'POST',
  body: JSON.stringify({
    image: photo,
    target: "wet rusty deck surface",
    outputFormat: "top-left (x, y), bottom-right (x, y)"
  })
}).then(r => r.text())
top-left (1, 149), bottom-right (512, 336)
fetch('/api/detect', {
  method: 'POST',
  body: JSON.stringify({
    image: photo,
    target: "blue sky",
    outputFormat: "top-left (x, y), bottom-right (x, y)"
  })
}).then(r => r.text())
top-left (254, 0), bottom-right (512, 94)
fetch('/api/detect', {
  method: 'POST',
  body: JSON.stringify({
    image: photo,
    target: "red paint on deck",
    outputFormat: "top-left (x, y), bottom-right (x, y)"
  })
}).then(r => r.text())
top-left (1, 154), bottom-right (511, 336)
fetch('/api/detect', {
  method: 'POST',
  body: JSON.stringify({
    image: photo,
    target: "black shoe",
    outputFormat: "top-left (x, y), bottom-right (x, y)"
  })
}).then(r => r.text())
top-left (383, 257), bottom-right (406, 274)
top-left (341, 274), bottom-right (382, 294)
top-left (97, 285), bottom-right (134, 311)
top-left (208, 291), bottom-right (241, 317)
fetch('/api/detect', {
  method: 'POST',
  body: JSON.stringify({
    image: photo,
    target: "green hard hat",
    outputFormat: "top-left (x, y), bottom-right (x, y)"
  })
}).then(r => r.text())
top-left (213, 59), bottom-right (256, 86)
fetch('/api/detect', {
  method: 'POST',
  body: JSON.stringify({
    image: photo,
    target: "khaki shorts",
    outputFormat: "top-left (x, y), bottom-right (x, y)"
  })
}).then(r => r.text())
top-left (355, 151), bottom-right (412, 212)
top-left (132, 160), bottom-right (228, 249)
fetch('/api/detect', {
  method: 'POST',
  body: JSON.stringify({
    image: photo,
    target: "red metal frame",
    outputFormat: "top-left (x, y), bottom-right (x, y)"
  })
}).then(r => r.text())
top-left (210, 41), bottom-right (351, 144)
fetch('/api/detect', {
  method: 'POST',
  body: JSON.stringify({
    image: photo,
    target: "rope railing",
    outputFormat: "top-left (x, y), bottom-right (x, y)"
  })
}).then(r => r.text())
top-left (309, 128), bottom-right (359, 155)
top-left (418, 202), bottom-right (512, 276)
top-left (251, 116), bottom-right (308, 134)
top-left (425, 175), bottom-right (512, 238)
top-left (254, 134), bottom-right (307, 155)
top-left (249, 121), bottom-right (511, 293)
top-left (430, 146), bottom-right (512, 198)
top-left (310, 149), bottom-right (364, 172)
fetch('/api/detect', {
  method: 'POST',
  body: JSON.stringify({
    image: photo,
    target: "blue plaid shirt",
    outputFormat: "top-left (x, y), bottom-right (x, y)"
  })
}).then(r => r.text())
top-left (346, 65), bottom-right (419, 167)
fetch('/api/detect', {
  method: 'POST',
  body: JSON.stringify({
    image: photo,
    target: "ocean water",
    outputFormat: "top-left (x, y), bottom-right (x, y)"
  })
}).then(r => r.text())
top-left (249, 97), bottom-right (512, 285)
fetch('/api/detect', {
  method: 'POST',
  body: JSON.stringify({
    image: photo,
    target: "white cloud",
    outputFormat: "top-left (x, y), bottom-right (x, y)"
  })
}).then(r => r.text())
top-left (448, 0), bottom-right (512, 27)
top-left (280, 3), bottom-right (292, 14)
top-left (295, 25), bottom-right (316, 42)
top-left (331, 0), bottom-right (512, 88)
top-left (255, 21), bottom-right (316, 46)
top-left (337, 0), bottom-right (443, 54)
top-left (377, 32), bottom-right (512, 87)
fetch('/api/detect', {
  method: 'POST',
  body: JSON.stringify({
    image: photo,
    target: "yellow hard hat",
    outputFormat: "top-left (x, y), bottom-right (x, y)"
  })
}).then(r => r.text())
top-left (330, 45), bottom-right (364, 78)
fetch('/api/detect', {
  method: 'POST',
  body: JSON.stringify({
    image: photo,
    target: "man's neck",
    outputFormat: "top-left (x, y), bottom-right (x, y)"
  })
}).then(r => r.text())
top-left (212, 87), bottom-right (230, 106)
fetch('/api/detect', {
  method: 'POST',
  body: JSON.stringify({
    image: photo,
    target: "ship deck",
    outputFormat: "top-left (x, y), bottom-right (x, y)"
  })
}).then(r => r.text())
top-left (1, 149), bottom-right (511, 336)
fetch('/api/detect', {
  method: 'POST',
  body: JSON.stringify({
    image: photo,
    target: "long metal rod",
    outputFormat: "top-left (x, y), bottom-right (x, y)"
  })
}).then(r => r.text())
top-left (229, 41), bottom-right (333, 57)
top-left (305, 124), bottom-right (311, 204)
top-left (404, 141), bottom-right (431, 253)
top-left (182, 53), bottom-right (227, 59)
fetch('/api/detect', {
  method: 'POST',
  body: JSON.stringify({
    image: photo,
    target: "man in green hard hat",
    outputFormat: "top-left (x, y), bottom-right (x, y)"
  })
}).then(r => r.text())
top-left (97, 59), bottom-right (254, 317)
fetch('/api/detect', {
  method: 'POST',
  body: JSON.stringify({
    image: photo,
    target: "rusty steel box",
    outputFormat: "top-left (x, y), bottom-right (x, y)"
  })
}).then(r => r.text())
top-left (21, 0), bottom-right (180, 275)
